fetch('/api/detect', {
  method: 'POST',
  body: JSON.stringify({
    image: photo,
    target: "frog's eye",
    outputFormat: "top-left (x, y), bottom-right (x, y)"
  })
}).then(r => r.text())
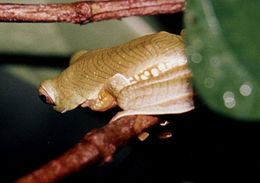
top-left (38, 86), bottom-right (55, 105)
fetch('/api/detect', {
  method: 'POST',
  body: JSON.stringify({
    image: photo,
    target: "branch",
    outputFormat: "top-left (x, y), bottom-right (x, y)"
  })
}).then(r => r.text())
top-left (0, 0), bottom-right (185, 24)
top-left (15, 115), bottom-right (160, 183)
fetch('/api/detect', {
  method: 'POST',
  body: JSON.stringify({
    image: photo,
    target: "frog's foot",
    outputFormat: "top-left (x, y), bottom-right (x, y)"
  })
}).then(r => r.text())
top-left (110, 93), bottom-right (194, 122)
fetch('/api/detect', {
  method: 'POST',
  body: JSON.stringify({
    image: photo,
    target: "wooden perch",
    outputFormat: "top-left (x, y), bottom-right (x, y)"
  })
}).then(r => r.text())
top-left (0, 0), bottom-right (185, 24)
top-left (15, 115), bottom-right (160, 183)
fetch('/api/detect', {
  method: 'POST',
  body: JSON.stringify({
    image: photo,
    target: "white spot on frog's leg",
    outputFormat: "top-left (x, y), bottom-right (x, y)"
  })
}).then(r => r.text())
top-left (140, 74), bottom-right (148, 80)
top-left (239, 82), bottom-right (252, 96)
top-left (158, 63), bottom-right (167, 71)
top-left (223, 91), bottom-right (236, 109)
top-left (144, 71), bottom-right (150, 77)
top-left (151, 68), bottom-right (159, 77)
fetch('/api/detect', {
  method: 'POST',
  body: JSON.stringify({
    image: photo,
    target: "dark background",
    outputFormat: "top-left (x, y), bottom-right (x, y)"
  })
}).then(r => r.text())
top-left (1, 13), bottom-right (260, 183)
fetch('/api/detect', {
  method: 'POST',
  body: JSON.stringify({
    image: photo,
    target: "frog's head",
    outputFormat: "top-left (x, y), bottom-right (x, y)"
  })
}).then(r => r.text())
top-left (38, 77), bottom-right (85, 113)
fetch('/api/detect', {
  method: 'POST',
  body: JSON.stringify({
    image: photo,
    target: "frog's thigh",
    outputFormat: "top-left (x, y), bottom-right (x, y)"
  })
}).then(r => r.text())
top-left (111, 94), bottom-right (194, 121)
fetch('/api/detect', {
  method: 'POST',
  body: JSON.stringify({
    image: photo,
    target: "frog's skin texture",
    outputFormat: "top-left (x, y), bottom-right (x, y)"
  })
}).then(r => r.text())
top-left (38, 31), bottom-right (194, 121)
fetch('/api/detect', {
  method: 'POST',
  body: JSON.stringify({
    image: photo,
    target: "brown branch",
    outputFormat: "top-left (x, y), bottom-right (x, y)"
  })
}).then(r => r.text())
top-left (15, 115), bottom-right (160, 183)
top-left (0, 0), bottom-right (185, 24)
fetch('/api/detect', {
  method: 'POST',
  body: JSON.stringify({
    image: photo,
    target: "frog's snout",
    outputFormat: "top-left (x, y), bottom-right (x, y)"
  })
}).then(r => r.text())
top-left (38, 86), bottom-right (55, 106)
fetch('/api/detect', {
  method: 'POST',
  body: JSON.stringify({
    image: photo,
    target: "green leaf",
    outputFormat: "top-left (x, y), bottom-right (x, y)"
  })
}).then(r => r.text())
top-left (185, 0), bottom-right (260, 120)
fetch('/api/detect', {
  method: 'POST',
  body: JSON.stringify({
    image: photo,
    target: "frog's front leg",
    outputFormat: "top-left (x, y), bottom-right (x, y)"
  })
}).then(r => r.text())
top-left (81, 73), bottom-right (130, 112)
top-left (81, 89), bottom-right (117, 112)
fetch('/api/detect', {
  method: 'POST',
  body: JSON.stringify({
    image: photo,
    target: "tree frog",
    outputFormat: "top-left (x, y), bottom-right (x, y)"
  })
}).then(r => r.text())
top-left (38, 31), bottom-right (194, 121)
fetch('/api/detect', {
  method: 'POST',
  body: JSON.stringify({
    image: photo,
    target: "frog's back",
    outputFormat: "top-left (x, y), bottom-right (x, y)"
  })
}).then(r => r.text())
top-left (63, 31), bottom-right (185, 99)
top-left (107, 31), bottom-right (184, 76)
top-left (72, 31), bottom-right (183, 77)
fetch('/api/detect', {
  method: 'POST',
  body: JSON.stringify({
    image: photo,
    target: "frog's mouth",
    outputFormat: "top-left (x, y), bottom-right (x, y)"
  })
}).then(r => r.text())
top-left (53, 105), bottom-right (67, 113)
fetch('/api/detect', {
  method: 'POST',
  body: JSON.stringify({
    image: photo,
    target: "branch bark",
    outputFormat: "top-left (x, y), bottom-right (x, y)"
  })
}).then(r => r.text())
top-left (0, 0), bottom-right (185, 24)
top-left (15, 115), bottom-right (160, 183)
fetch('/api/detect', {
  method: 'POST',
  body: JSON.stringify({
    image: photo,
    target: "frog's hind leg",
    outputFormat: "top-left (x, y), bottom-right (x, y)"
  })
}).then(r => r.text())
top-left (111, 65), bottom-right (194, 122)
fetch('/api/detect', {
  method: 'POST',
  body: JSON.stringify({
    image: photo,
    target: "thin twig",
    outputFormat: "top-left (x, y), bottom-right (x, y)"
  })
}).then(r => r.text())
top-left (15, 115), bottom-right (160, 183)
top-left (0, 0), bottom-right (185, 24)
